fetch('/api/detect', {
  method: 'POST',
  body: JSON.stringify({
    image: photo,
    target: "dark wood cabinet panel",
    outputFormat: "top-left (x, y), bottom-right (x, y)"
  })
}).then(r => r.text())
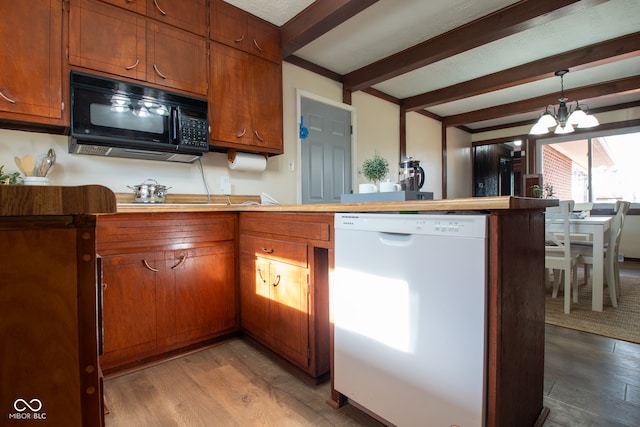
top-left (239, 254), bottom-right (270, 342)
top-left (69, 0), bottom-right (147, 81)
top-left (1, 217), bottom-right (104, 426)
top-left (146, 21), bottom-right (207, 95)
top-left (210, 0), bottom-right (281, 63)
top-left (147, 0), bottom-right (207, 36)
top-left (268, 260), bottom-right (309, 369)
top-left (97, 0), bottom-right (146, 15)
top-left (98, 0), bottom-right (207, 36)
top-left (210, 42), bottom-right (283, 154)
top-left (101, 251), bottom-right (158, 359)
top-left (97, 213), bottom-right (238, 372)
top-left (239, 213), bottom-right (331, 381)
top-left (0, 0), bottom-right (64, 125)
top-left (70, 0), bottom-right (207, 96)
top-left (173, 245), bottom-right (237, 344)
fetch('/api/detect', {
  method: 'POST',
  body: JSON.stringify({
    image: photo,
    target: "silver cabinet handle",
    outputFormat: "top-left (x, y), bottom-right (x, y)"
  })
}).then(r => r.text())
top-left (257, 267), bottom-right (267, 284)
top-left (254, 130), bottom-right (264, 142)
top-left (271, 274), bottom-right (280, 287)
top-left (236, 128), bottom-right (247, 138)
top-left (153, 0), bottom-right (166, 15)
top-left (0, 90), bottom-right (16, 104)
top-left (171, 254), bottom-right (186, 270)
top-left (125, 59), bottom-right (139, 70)
top-left (142, 259), bottom-right (158, 272)
top-left (253, 39), bottom-right (263, 52)
top-left (153, 64), bottom-right (167, 79)
top-left (235, 34), bottom-right (245, 43)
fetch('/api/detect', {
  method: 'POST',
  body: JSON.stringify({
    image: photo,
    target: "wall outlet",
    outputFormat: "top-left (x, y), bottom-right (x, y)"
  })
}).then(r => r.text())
top-left (288, 160), bottom-right (295, 171)
top-left (220, 175), bottom-right (231, 195)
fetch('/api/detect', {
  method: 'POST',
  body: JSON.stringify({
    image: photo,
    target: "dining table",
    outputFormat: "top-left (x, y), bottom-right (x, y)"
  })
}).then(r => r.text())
top-left (546, 215), bottom-right (613, 312)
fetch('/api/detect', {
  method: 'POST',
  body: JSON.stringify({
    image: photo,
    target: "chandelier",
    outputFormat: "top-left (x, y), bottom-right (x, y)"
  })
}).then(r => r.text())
top-left (529, 70), bottom-right (599, 135)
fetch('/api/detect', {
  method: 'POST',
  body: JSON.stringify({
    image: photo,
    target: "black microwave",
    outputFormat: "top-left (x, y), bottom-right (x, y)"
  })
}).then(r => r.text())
top-left (69, 71), bottom-right (209, 163)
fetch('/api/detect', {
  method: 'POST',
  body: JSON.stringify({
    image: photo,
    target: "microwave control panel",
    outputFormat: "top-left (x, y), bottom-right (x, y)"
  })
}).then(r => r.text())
top-left (178, 109), bottom-right (209, 149)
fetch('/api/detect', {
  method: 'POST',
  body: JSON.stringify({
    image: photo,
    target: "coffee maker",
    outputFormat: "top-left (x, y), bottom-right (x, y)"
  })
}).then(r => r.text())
top-left (399, 158), bottom-right (425, 191)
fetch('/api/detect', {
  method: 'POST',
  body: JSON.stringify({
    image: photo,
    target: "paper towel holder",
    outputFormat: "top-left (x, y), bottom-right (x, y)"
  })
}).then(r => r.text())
top-left (227, 149), bottom-right (268, 163)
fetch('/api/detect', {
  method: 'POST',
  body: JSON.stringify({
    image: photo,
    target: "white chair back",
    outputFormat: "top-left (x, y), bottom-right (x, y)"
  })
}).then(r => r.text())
top-left (610, 201), bottom-right (631, 254)
top-left (545, 200), bottom-right (573, 258)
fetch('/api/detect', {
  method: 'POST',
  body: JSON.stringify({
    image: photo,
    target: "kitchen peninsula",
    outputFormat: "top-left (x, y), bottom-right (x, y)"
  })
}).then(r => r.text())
top-left (2, 185), bottom-right (554, 427)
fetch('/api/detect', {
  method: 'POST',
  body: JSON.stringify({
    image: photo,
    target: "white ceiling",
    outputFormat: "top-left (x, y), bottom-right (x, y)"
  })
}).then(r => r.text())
top-left (225, 0), bottom-right (640, 131)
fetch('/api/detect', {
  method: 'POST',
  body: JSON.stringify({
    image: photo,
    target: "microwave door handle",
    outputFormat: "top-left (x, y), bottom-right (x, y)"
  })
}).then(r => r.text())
top-left (171, 107), bottom-right (178, 144)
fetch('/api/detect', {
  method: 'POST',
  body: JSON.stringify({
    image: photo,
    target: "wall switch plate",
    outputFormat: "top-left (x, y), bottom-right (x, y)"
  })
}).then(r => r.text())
top-left (288, 160), bottom-right (294, 171)
top-left (220, 175), bottom-right (231, 195)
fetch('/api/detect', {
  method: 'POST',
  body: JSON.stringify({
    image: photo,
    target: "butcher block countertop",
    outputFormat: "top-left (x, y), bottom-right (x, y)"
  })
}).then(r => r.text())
top-left (0, 187), bottom-right (556, 217)
top-left (114, 193), bottom-right (557, 213)
top-left (0, 185), bottom-right (117, 216)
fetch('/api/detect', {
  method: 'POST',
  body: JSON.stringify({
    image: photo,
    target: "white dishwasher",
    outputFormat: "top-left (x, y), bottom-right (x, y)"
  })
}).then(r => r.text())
top-left (332, 213), bottom-right (488, 427)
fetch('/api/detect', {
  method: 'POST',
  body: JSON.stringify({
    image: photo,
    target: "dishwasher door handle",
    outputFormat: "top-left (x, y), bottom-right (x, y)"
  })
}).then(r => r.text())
top-left (378, 232), bottom-right (414, 246)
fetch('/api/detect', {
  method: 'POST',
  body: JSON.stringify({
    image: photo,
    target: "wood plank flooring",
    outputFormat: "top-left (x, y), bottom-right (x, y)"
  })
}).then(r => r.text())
top-left (104, 339), bottom-right (384, 427)
top-left (105, 262), bottom-right (640, 427)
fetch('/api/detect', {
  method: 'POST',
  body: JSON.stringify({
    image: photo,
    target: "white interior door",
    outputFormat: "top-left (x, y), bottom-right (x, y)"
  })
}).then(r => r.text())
top-left (300, 96), bottom-right (352, 204)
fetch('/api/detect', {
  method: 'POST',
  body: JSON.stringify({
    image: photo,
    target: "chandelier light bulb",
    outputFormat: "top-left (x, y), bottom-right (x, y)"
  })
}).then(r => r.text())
top-left (529, 70), bottom-right (599, 135)
top-left (554, 123), bottom-right (574, 134)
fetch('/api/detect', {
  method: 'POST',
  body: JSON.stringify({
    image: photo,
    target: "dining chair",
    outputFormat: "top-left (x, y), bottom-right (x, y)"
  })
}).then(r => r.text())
top-left (545, 200), bottom-right (579, 314)
top-left (572, 200), bottom-right (631, 307)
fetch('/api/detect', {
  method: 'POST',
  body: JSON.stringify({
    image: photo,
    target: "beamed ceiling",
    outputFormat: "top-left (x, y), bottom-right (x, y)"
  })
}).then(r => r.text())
top-left (225, 0), bottom-right (640, 133)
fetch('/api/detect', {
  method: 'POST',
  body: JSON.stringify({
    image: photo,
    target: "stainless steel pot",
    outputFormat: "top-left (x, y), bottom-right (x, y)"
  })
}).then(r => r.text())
top-left (127, 179), bottom-right (172, 203)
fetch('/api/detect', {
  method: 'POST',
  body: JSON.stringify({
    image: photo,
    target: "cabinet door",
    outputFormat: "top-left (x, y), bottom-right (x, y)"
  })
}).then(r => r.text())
top-left (210, 42), bottom-right (283, 154)
top-left (98, 0), bottom-right (146, 14)
top-left (101, 252), bottom-right (158, 360)
top-left (250, 56), bottom-right (283, 153)
top-left (210, 42), bottom-right (252, 147)
top-left (268, 260), bottom-right (310, 370)
top-left (69, 0), bottom-right (147, 81)
top-left (0, 0), bottom-right (64, 124)
top-left (146, 21), bottom-right (208, 95)
top-left (147, 0), bottom-right (207, 36)
top-left (210, 0), bottom-right (280, 63)
top-left (248, 15), bottom-right (281, 63)
top-left (239, 254), bottom-right (270, 342)
top-left (173, 244), bottom-right (237, 345)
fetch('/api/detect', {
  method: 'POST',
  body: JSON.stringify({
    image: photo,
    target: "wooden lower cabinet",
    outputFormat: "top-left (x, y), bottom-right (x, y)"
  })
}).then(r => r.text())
top-left (0, 215), bottom-right (104, 427)
top-left (239, 212), bottom-right (331, 381)
top-left (240, 252), bottom-right (310, 370)
top-left (97, 213), bottom-right (237, 371)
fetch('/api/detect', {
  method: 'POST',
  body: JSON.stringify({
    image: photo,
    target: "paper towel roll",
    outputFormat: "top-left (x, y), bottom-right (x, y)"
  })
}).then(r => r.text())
top-left (228, 151), bottom-right (267, 172)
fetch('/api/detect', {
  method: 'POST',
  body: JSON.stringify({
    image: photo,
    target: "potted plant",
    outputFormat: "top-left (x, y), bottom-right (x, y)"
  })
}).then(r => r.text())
top-left (361, 154), bottom-right (389, 186)
top-left (0, 165), bottom-right (23, 185)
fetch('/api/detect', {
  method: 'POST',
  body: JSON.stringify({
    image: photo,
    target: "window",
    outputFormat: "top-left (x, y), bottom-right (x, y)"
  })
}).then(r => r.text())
top-left (538, 129), bottom-right (640, 203)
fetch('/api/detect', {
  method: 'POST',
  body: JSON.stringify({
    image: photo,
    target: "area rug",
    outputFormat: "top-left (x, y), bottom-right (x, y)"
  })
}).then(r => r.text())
top-left (545, 273), bottom-right (640, 344)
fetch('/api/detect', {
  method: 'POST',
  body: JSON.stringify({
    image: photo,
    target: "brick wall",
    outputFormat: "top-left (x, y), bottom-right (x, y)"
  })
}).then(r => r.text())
top-left (542, 145), bottom-right (572, 200)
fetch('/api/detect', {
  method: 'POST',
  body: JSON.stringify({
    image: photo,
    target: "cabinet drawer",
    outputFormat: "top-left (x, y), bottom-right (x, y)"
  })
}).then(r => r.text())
top-left (240, 214), bottom-right (330, 242)
top-left (98, 213), bottom-right (236, 253)
top-left (240, 235), bottom-right (307, 268)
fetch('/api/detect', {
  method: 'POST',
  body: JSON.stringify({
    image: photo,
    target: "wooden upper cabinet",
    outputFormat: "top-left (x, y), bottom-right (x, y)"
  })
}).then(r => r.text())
top-left (146, 0), bottom-right (207, 37)
top-left (146, 21), bottom-right (207, 95)
top-left (210, 42), bottom-right (283, 154)
top-left (210, 0), bottom-right (281, 63)
top-left (97, 0), bottom-right (146, 15)
top-left (97, 0), bottom-right (206, 36)
top-left (0, 0), bottom-right (64, 126)
top-left (69, 0), bottom-right (147, 81)
top-left (70, 0), bottom-right (207, 96)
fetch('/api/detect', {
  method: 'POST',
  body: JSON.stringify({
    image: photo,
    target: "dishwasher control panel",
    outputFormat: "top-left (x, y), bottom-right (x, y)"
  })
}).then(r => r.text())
top-left (335, 213), bottom-right (487, 238)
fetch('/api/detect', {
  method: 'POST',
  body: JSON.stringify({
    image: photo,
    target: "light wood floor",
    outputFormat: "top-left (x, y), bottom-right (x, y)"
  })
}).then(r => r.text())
top-left (105, 262), bottom-right (640, 427)
top-left (104, 339), bottom-right (384, 427)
